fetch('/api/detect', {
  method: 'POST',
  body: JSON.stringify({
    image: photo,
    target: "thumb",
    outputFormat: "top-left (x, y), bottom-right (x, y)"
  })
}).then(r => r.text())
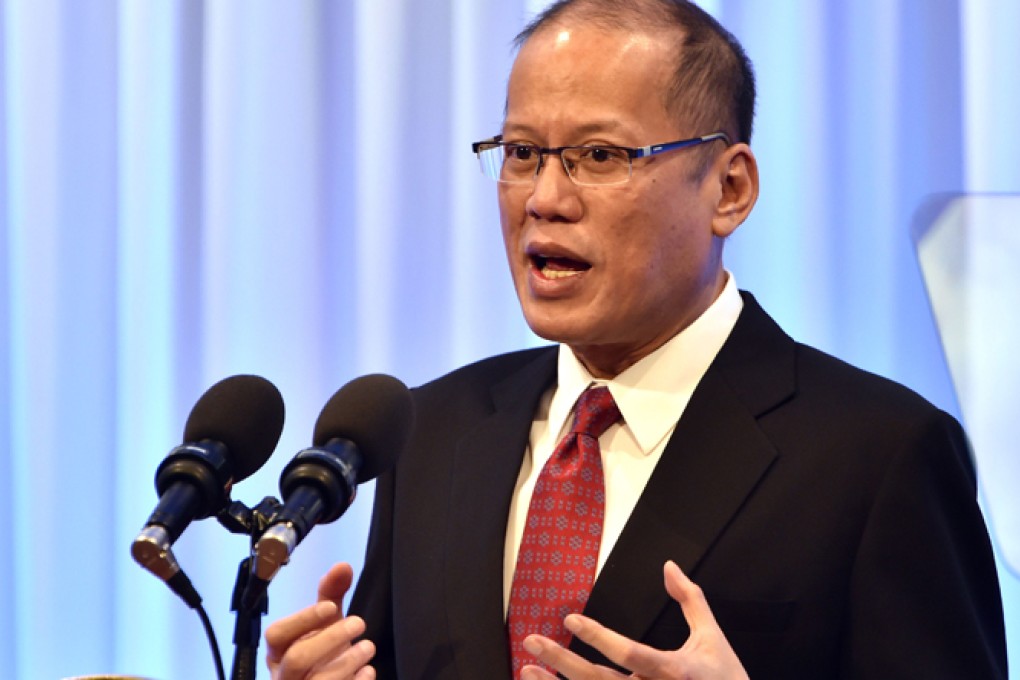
top-left (663, 560), bottom-right (720, 632)
top-left (317, 562), bottom-right (355, 612)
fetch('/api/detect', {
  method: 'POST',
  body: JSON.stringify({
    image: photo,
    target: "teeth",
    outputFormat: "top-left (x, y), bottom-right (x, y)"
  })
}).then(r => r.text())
top-left (542, 266), bottom-right (582, 279)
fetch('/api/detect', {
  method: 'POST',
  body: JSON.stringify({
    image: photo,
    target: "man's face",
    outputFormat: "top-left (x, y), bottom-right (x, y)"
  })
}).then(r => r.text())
top-left (500, 23), bottom-right (733, 378)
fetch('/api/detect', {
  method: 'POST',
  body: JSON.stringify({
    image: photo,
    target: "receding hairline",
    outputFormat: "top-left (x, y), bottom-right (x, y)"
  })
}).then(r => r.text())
top-left (511, 17), bottom-right (715, 142)
top-left (511, 0), bottom-right (755, 144)
top-left (514, 0), bottom-right (687, 50)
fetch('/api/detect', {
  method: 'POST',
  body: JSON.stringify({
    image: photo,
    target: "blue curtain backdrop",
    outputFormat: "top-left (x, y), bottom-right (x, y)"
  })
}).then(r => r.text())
top-left (1, 1), bottom-right (1018, 677)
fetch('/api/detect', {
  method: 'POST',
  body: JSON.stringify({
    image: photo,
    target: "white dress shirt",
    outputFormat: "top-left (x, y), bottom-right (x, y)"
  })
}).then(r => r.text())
top-left (503, 275), bottom-right (744, 613)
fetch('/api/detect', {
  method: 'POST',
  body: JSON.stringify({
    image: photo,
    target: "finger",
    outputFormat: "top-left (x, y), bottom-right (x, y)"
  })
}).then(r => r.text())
top-left (307, 637), bottom-right (377, 679)
top-left (521, 635), bottom-right (589, 678)
top-left (352, 665), bottom-right (377, 680)
top-left (318, 562), bottom-right (355, 608)
top-left (265, 600), bottom-right (341, 663)
top-left (273, 616), bottom-right (372, 679)
top-left (522, 634), bottom-right (629, 679)
top-left (519, 664), bottom-right (558, 680)
top-left (562, 615), bottom-right (660, 677)
top-left (663, 560), bottom-right (720, 632)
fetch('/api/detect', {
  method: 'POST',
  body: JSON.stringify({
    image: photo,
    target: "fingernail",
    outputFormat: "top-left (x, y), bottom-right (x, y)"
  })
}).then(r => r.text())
top-left (355, 638), bottom-right (375, 657)
top-left (342, 615), bottom-right (365, 636)
top-left (564, 614), bottom-right (582, 633)
top-left (315, 601), bottom-right (338, 618)
top-left (523, 636), bottom-right (543, 655)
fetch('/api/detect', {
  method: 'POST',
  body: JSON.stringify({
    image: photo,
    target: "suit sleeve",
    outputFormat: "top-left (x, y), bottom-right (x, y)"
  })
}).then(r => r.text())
top-left (349, 466), bottom-right (399, 679)
top-left (840, 410), bottom-right (1007, 679)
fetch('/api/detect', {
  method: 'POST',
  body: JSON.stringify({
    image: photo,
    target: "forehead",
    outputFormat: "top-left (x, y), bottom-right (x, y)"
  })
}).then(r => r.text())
top-left (504, 24), bottom-right (677, 138)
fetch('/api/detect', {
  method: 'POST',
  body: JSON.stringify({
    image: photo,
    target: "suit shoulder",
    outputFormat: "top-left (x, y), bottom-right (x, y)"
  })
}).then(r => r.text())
top-left (727, 293), bottom-right (953, 427)
top-left (412, 346), bottom-right (555, 408)
top-left (794, 342), bottom-right (942, 416)
top-left (393, 346), bottom-right (556, 465)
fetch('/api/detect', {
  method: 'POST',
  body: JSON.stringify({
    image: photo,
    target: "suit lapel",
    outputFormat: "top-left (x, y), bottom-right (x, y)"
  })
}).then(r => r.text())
top-left (444, 349), bottom-right (558, 679)
top-left (578, 294), bottom-right (795, 660)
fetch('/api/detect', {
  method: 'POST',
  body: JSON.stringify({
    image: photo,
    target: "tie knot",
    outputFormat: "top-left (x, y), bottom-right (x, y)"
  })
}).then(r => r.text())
top-left (570, 386), bottom-right (621, 439)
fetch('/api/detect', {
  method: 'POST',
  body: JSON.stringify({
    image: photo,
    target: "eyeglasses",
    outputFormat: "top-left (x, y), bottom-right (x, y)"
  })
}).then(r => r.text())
top-left (471, 132), bottom-right (730, 186)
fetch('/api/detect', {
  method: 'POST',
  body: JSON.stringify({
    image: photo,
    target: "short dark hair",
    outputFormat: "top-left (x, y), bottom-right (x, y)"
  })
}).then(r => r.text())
top-left (514, 0), bottom-right (756, 144)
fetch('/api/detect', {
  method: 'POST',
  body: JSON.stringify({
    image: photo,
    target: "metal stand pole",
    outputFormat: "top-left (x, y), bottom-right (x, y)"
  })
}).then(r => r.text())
top-left (218, 497), bottom-right (282, 680)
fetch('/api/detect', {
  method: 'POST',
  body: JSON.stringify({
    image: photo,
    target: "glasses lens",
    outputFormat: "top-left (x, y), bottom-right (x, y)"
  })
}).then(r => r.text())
top-left (476, 144), bottom-right (505, 181)
top-left (500, 144), bottom-right (540, 183)
top-left (474, 142), bottom-right (633, 185)
top-left (564, 146), bottom-right (631, 185)
top-left (475, 143), bottom-right (541, 184)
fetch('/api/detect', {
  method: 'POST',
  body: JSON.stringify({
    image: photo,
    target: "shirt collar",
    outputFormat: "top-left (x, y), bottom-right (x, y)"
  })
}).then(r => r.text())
top-left (551, 274), bottom-right (743, 455)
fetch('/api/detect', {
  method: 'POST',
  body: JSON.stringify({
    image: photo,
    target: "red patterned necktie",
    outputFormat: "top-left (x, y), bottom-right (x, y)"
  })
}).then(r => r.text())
top-left (507, 386), bottom-right (622, 678)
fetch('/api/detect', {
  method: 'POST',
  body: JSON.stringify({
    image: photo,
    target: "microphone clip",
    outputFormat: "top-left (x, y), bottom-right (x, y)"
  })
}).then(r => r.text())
top-left (217, 496), bottom-right (283, 539)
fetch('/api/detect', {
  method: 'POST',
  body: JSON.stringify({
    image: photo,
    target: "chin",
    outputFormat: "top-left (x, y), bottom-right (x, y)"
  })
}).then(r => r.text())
top-left (523, 314), bottom-right (595, 347)
top-left (518, 296), bottom-right (606, 346)
top-left (522, 315), bottom-right (569, 344)
top-left (523, 320), bottom-right (566, 344)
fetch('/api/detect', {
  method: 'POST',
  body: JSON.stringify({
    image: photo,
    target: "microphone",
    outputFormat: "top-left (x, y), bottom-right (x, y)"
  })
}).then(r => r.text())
top-left (131, 374), bottom-right (285, 606)
top-left (243, 373), bottom-right (413, 608)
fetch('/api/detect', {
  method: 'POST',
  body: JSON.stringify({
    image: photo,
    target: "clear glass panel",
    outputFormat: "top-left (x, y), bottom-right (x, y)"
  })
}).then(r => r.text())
top-left (914, 193), bottom-right (1020, 577)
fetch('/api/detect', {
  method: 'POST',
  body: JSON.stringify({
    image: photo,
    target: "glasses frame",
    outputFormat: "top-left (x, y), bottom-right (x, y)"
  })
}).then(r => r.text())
top-left (471, 131), bottom-right (731, 186)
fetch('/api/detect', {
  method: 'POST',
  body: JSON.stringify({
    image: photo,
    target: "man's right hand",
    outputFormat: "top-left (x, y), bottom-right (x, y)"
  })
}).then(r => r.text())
top-left (265, 562), bottom-right (377, 680)
top-left (519, 561), bottom-right (749, 680)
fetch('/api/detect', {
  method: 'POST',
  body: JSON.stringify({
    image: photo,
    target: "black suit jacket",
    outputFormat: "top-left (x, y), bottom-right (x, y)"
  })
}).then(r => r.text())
top-left (350, 293), bottom-right (1007, 679)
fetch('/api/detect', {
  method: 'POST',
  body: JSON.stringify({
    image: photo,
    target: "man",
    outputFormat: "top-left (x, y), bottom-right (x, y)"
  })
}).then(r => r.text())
top-left (265, 1), bottom-right (1008, 678)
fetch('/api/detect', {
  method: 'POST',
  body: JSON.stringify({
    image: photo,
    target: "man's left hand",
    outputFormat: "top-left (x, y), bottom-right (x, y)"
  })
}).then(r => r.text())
top-left (519, 561), bottom-right (749, 680)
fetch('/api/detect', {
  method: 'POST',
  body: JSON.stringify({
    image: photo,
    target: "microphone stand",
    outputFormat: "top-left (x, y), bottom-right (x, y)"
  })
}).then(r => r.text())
top-left (219, 497), bottom-right (283, 680)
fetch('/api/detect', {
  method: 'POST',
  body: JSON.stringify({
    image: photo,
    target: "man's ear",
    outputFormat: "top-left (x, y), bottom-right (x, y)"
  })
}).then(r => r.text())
top-left (711, 143), bottom-right (759, 238)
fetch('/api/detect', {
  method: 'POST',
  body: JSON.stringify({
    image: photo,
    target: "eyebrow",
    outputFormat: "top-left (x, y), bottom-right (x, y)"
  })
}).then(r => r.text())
top-left (501, 120), bottom-right (626, 138)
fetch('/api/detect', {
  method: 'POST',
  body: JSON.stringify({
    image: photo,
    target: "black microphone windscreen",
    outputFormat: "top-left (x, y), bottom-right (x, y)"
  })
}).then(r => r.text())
top-left (182, 374), bottom-right (285, 482)
top-left (313, 374), bottom-right (414, 483)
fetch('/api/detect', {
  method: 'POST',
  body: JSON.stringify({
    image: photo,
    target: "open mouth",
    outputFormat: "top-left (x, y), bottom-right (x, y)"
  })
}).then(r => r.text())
top-left (531, 254), bottom-right (592, 279)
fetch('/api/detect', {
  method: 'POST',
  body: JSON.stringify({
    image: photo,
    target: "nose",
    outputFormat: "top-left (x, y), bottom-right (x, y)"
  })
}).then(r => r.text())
top-left (524, 152), bottom-right (584, 222)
